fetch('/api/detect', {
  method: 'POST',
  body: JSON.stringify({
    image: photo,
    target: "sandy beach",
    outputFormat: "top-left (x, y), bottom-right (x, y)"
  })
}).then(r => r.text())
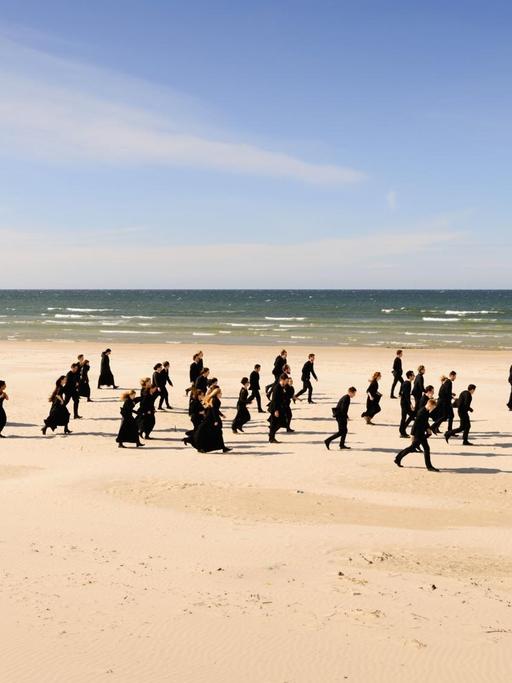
top-left (1, 341), bottom-right (512, 682)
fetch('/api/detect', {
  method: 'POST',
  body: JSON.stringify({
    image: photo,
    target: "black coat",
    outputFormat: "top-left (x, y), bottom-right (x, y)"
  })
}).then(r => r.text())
top-left (0, 395), bottom-right (6, 432)
top-left (272, 355), bottom-right (286, 379)
top-left (116, 397), bottom-right (140, 443)
top-left (79, 362), bottom-right (91, 398)
top-left (457, 390), bottom-right (473, 416)
top-left (194, 397), bottom-right (225, 452)
top-left (334, 394), bottom-right (350, 423)
top-left (137, 392), bottom-right (158, 436)
top-left (233, 387), bottom-right (251, 428)
top-left (99, 353), bottom-right (115, 386)
top-left (362, 380), bottom-right (381, 418)
top-left (195, 375), bottom-right (208, 393)
top-left (44, 388), bottom-right (70, 430)
top-left (392, 357), bottom-right (403, 376)
top-left (269, 382), bottom-right (288, 428)
top-left (412, 374), bottom-right (424, 403)
top-left (301, 360), bottom-right (317, 382)
top-left (249, 370), bottom-right (260, 391)
top-left (411, 407), bottom-right (431, 438)
top-left (400, 380), bottom-right (412, 408)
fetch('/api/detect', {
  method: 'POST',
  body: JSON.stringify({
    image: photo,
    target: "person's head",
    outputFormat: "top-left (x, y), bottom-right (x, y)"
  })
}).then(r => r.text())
top-left (71, 362), bottom-right (79, 372)
top-left (202, 367), bottom-right (210, 376)
top-left (348, 386), bottom-right (357, 397)
top-left (207, 377), bottom-right (218, 387)
top-left (308, 353), bottom-right (315, 361)
top-left (279, 373), bottom-right (288, 385)
top-left (58, 375), bottom-right (66, 387)
top-left (287, 377), bottom-right (294, 386)
top-left (371, 371), bottom-right (382, 381)
top-left (280, 349), bottom-right (287, 357)
top-left (104, 348), bottom-right (111, 356)
top-left (468, 384), bottom-right (476, 393)
top-left (163, 361), bottom-right (170, 369)
top-left (121, 390), bottom-right (136, 401)
top-left (149, 384), bottom-right (158, 394)
top-left (449, 371), bottom-right (457, 380)
top-left (283, 364), bottom-right (291, 374)
top-left (417, 365), bottom-right (425, 374)
top-left (140, 376), bottom-right (150, 387)
top-left (397, 349), bottom-right (403, 357)
top-left (0, 380), bottom-right (6, 392)
top-left (241, 377), bottom-right (249, 386)
top-left (192, 353), bottom-right (198, 361)
top-left (77, 354), bottom-right (84, 362)
top-left (424, 385), bottom-right (434, 397)
top-left (426, 398), bottom-right (437, 412)
top-left (197, 351), bottom-right (203, 359)
top-left (153, 363), bottom-right (162, 372)
top-left (406, 370), bottom-right (415, 380)
top-left (254, 364), bottom-right (261, 371)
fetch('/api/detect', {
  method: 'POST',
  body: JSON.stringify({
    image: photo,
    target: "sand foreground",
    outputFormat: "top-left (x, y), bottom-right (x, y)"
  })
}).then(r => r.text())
top-left (0, 341), bottom-right (511, 682)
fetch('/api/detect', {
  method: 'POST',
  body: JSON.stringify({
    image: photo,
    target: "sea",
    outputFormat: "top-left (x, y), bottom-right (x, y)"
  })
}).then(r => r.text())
top-left (0, 290), bottom-right (511, 349)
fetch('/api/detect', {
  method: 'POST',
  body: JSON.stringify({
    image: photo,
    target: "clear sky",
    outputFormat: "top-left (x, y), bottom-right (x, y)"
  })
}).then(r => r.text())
top-left (0, 1), bottom-right (510, 287)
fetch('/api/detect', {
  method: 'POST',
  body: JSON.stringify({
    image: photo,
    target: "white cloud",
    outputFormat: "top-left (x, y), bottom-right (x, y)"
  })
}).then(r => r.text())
top-left (386, 190), bottom-right (397, 209)
top-left (0, 35), bottom-right (365, 185)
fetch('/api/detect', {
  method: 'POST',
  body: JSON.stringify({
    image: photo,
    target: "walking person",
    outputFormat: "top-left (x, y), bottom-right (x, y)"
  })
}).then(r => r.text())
top-left (0, 380), bottom-right (8, 438)
top-left (266, 350), bottom-right (287, 397)
top-left (98, 349), bottom-right (117, 389)
top-left (399, 370), bottom-right (416, 437)
top-left (324, 387), bottom-right (356, 450)
top-left (194, 387), bottom-right (231, 453)
top-left (412, 365), bottom-right (426, 409)
top-left (507, 365), bottom-right (512, 411)
top-left (295, 353), bottom-right (318, 403)
top-left (394, 399), bottom-right (439, 472)
top-left (116, 390), bottom-right (144, 448)
top-left (78, 356), bottom-right (92, 402)
top-left (137, 384), bottom-right (159, 440)
top-left (42, 376), bottom-right (72, 435)
top-left (431, 371), bottom-right (457, 434)
top-left (232, 378), bottom-right (251, 433)
top-left (284, 377), bottom-right (296, 432)
top-left (64, 362), bottom-right (82, 419)
top-left (183, 388), bottom-right (206, 446)
top-left (390, 350), bottom-right (404, 398)
top-left (247, 364), bottom-right (264, 413)
top-left (362, 372), bottom-right (382, 425)
top-left (158, 361), bottom-right (173, 409)
top-left (268, 374), bottom-right (288, 443)
top-left (445, 385), bottom-right (476, 446)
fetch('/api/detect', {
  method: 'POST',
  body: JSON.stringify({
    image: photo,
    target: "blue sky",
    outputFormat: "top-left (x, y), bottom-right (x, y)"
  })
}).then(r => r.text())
top-left (0, 1), bottom-right (511, 287)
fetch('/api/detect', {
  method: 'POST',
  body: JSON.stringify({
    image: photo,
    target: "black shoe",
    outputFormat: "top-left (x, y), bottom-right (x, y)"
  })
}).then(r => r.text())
top-left (427, 466), bottom-right (440, 472)
top-left (399, 434), bottom-right (409, 439)
top-left (136, 442), bottom-right (145, 448)
top-left (339, 445), bottom-right (351, 450)
top-left (113, 386), bottom-right (119, 390)
top-left (444, 431), bottom-right (450, 443)
top-left (87, 399), bottom-right (93, 402)
top-left (258, 410), bottom-right (265, 413)
top-left (41, 426), bottom-right (47, 435)
top-left (0, 434), bottom-right (6, 438)
top-left (390, 396), bottom-right (397, 399)
top-left (432, 426), bottom-right (440, 435)
top-left (286, 428), bottom-right (295, 433)
top-left (183, 438), bottom-right (190, 446)
top-left (74, 415), bottom-right (83, 420)
top-left (222, 447), bottom-right (232, 453)
top-left (394, 457), bottom-right (403, 468)
top-left (118, 443), bottom-right (126, 448)
top-left (463, 441), bottom-right (474, 446)
top-left (269, 438), bottom-right (280, 444)
top-left (324, 439), bottom-right (330, 450)
top-left (64, 429), bottom-right (72, 435)
top-left (308, 400), bottom-right (316, 404)
top-left (232, 428), bottom-right (238, 434)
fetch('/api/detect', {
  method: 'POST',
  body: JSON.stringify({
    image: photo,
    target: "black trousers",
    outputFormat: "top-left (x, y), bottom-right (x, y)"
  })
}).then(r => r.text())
top-left (390, 373), bottom-right (403, 397)
top-left (399, 404), bottom-right (415, 436)
top-left (158, 387), bottom-right (170, 409)
top-left (269, 415), bottom-right (285, 440)
top-left (432, 404), bottom-right (454, 432)
top-left (507, 386), bottom-right (512, 409)
top-left (396, 436), bottom-right (433, 469)
top-left (247, 389), bottom-right (262, 411)
top-left (295, 379), bottom-right (313, 402)
top-left (64, 392), bottom-right (80, 418)
top-left (446, 413), bottom-right (471, 443)
top-left (265, 379), bottom-right (278, 397)
top-left (326, 417), bottom-right (348, 448)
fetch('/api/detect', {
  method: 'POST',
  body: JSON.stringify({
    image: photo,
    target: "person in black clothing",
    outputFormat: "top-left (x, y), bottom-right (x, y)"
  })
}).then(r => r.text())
top-left (186, 352), bottom-right (203, 396)
top-left (194, 367), bottom-right (210, 395)
top-left (0, 380), bottom-right (8, 438)
top-left (98, 349), bottom-right (117, 389)
top-left (295, 353), bottom-right (318, 403)
top-left (284, 377), bottom-right (296, 432)
top-left (324, 387), bottom-right (357, 450)
top-left (268, 374), bottom-right (288, 443)
top-left (412, 365), bottom-right (425, 409)
top-left (194, 387), bottom-right (231, 453)
top-left (151, 363), bottom-right (163, 388)
top-left (64, 363), bottom-right (82, 419)
top-left (137, 384), bottom-right (159, 439)
top-left (232, 378), bottom-right (251, 433)
top-left (266, 349), bottom-right (287, 397)
top-left (394, 399), bottom-right (438, 471)
top-left (42, 376), bottom-right (71, 435)
top-left (247, 364), bottom-right (264, 412)
top-left (445, 384), bottom-right (476, 445)
top-left (183, 388), bottom-right (206, 446)
top-left (399, 370), bottom-right (416, 437)
top-left (78, 356), bottom-right (92, 402)
top-left (362, 372), bottom-right (382, 425)
top-left (390, 350), bottom-right (403, 398)
top-left (431, 371), bottom-right (456, 434)
top-left (418, 385), bottom-right (435, 412)
top-left (116, 390), bottom-right (144, 448)
top-left (507, 365), bottom-right (512, 411)
top-left (158, 361), bottom-right (173, 409)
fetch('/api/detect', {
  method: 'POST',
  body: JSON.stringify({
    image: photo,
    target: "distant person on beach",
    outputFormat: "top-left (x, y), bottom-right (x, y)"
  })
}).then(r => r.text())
top-left (42, 376), bottom-right (71, 435)
top-left (324, 387), bottom-right (357, 450)
top-left (295, 353), bottom-right (318, 403)
top-left (247, 364), bottom-right (264, 413)
top-left (362, 372), bottom-right (382, 425)
top-left (0, 380), bottom-right (8, 438)
top-left (78, 355), bottom-right (92, 402)
top-left (266, 349), bottom-right (288, 397)
top-left (399, 370), bottom-right (416, 437)
top-left (394, 398), bottom-right (439, 472)
top-left (268, 374), bottom-right (288, 443)
top-left (412, 365), bottom-right (426, 409)
top-left (116, 390), bottom-right (144, 448)
top-left (159, 361), bottom-right (173, 409)
top-left (507, 365), bottom-right (512, 411)
top-left (232, 377), bottom-right (251, 433)
top-left (445, 384), bottom-right (476, 446)
top-left (390, 350), bottom-right (403, 398)
top-left (64, 362), bottom-right (82, 419)
top-left (431, 371), bottom-right (456, 434)
top-left (97, 349), bottom-right (117, 389)
top-left (284, 377), bottom-right (296, 432)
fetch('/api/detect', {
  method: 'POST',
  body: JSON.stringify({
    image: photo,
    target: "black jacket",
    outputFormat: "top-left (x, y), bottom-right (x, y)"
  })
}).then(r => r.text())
top-left (400, 380), bottom-right (412, 408)
top-left (272, 355), bottom-right (287, 378)
top-left (249, 370), bottom-right (260, 391)
top-left (301, 360), bottom-right (317, 382)
top-left (411, 407), bottom-right (431, 438)
top-left (457, 390), bottom-right (473, 415)
top-left (412, 374), bottom-right (424, 402)
top-left (334, 394), bottom-right (350, 420)
top-left (269, 383), bottom-right (287, 414)
top-left (392, 357), bottom-right (403, 376)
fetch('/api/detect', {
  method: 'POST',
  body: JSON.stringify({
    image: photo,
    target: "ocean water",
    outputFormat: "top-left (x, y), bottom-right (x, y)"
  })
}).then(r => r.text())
top-left (0, 290), bottom-right (511, 349)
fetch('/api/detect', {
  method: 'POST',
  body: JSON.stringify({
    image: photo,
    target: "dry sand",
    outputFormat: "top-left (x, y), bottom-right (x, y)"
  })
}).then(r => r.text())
top-left (0, 341), bottom-right (511, 682)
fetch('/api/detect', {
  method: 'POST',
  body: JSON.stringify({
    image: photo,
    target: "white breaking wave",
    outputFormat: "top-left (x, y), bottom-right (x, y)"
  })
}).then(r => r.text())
top-left (265, 316), bottom-right (306, 321)
top-left (67, 307), bottom-right (114, 312)
top-left (422, 317), bottom-right (461, 322)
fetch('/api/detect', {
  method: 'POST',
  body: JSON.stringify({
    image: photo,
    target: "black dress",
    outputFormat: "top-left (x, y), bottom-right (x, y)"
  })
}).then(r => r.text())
top-left (79, 362), bottom-right (91, 399)
top-left (232, 387), bottom-right (251, 431)
top-left (185, 397), bottom-right (205, 441)
top-left (507, 366), bottom-right (512, 410)
top-left (137, 391), bottom-right (158, 438)
top-left (0, 394), bottom-right (6, 434)
top-left (116, 397), bottom-right (141, 444)
top-left (44, 387), bottom-right (70, 431)
top-left (361, 380), bottom-right (382, 419)
top-left (194, 397), bottom-right (226, 452)
top-left (98, 353), bottom-right (115, 388)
